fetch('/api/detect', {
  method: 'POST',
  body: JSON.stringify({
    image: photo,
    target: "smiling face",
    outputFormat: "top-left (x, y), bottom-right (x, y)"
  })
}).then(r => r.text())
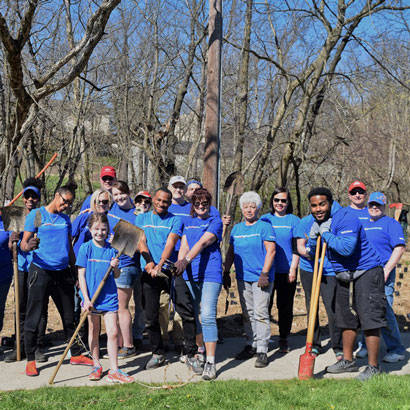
top-left (112, 187), bottom-right (130, 208)
top-left (309, 195), bottom-right (331, 223)
top-left (368, 202), bottom-right (385, 220)
top-left (153, 190), bottom-right (172, 215)
top-left (192, 198), bottom-right (210, 219)
top-left (135, 196), bottom-right (152, 213)
top-left (273, 192), bottom-right (288, 216)
top-left (90, 221), bottom-right (109, 244)
top-left (170, 182), bottom-right (186, 202)
top-left (186, 183), bottom-right (201, 201)
top-left (242, 202), bottom-right (259, 223)
top-left (348, 188), bottom-right (367, 209)
top-left (95, 192), bottom-right (110, 214)
top-left (56, 191), bottom-right (74, 213)
top-left (23, 190), bottom-right (40, 212)
top-left (100, 175), bottom-right (115, 192)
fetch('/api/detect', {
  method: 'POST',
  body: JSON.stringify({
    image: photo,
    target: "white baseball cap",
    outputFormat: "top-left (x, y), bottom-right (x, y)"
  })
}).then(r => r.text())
top-left (169, 176), bottom-right (186, 186)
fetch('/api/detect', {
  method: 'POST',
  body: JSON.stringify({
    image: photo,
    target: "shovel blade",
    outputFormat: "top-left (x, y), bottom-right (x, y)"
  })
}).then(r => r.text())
top-left (223, 171), bottom-right (244, 195)
top-left (111, 220), bottom-right (143, 257)
top-left (0, 206), bottom-right (26, 232)
top-left (298, 344), bottom-right (316, 380)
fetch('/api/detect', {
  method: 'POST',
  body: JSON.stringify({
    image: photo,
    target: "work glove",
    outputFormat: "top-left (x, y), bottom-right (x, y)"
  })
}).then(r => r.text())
top-left (257, 272), bottom-right (270, 289)
top-left (309, 221), bottom-right (320, 240)
top-left (174, 258), bottom-right (189, 276)
top-left (223, 272), bottom-right (231, 290)
top-left (319, 218), bottom-right (332, 235)
top-left (9, 232), bottom-right (19, 243)
top-left (26, 236), bottom-right (40, 251)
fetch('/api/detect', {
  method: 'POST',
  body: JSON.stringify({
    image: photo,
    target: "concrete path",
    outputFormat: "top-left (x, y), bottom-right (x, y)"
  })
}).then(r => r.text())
top-left (0, 333), bottom-right (409, 391)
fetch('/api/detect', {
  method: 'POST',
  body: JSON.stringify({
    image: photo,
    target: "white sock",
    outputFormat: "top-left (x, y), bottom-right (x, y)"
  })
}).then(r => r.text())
top-left (207, 356), bottom-right (215, 364)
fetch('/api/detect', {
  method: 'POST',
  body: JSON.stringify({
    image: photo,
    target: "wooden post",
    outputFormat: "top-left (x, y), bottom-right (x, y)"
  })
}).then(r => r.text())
top-left (203, 0), bottom-right (222, 207)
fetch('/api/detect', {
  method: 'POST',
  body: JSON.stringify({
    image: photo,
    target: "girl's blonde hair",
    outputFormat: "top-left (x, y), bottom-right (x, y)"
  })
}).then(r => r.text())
top-left (90, 189), bottom-right (113, 213)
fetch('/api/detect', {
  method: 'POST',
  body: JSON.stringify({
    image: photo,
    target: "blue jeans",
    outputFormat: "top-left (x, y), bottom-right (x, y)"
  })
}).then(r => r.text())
top-left (115, 265), bottom-right (138, 289)
top-left (186, 280), bottom-right (221, 343)
top-left (382, 272), bottom-right (405, 354)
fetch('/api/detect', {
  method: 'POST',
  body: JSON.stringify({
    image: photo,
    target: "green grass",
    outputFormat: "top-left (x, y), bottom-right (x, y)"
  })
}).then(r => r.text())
top-left (1, 376), bottom-right (409, 409)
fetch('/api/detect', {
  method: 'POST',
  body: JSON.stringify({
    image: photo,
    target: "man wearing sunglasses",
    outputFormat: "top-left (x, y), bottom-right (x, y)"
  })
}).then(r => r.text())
top-left (346, 181), bottom-right (369, 222)
top-left (80, 166), bottom-right (117, 211)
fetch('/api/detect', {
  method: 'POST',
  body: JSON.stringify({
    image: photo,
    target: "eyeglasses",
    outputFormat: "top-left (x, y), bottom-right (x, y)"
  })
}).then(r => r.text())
top-left (350, 189), bottom-right (366, 195)
top-left (101, 176), bottom-right (114, 182)
top-left (193, 201), bottom-right (209, 208)
top-left (58, 192), bottom-right (73, 206)
top-left (368, 202), bottom-right (382, 208)
top-left (23, 192), bottom-right (39, 200)
top-left (97, 200), bottom-right (109, 205)
top-left (136, 199), bottom-right (151, 205)
top-left (273, 198), bottom-right (287, 204)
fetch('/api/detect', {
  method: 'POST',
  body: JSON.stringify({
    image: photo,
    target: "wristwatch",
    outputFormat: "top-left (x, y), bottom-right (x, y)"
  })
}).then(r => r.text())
top-left (185, 256), bottom-right (192, 263)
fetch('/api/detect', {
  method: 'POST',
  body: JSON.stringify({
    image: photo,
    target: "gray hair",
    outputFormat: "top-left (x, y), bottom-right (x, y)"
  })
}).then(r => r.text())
top-left (239, 191), bottom-right (262, 210)
top-left (90, 189), bottom-right (113, 212)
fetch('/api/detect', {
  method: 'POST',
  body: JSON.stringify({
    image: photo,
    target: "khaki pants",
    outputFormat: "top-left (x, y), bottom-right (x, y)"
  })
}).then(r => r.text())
top-left (158, 290), bottom-right (183, 346)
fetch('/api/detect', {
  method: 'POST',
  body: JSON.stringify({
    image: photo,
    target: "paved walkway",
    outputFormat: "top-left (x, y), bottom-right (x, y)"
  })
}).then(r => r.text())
top-left (0, 333), bottom-right (409, 390)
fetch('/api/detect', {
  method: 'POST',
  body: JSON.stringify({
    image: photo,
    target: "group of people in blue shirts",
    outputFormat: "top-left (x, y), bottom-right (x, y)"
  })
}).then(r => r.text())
top-left (0, 167), bottom-right (406, 383)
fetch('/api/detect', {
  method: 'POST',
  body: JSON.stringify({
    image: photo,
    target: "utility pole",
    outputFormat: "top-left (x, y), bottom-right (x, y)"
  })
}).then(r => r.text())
top-left (202, 0), bottom-right (222, 207)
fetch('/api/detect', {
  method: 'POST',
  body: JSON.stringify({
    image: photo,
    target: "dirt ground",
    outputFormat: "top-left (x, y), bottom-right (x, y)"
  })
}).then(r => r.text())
top-left (2, 252), bottom-right (409, 345)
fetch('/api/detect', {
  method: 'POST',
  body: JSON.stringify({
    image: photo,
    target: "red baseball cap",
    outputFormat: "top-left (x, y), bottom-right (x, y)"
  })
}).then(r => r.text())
top-left (134, 190), bottom-right (151, 200)
top-left (100, 166), bottom-right (116, 179)
top-left (348, 180), bottom-right (366, 193)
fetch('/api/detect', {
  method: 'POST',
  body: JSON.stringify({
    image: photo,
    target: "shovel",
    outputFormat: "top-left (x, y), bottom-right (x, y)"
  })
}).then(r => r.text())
top-left (0, 206), bottom-right (27, 362)
top-left (222, 171), bottom-right (244, 239)
top-left (48, 220), bottom-right (143, 385)
top-left (298, 237), bottom-right (327, 380)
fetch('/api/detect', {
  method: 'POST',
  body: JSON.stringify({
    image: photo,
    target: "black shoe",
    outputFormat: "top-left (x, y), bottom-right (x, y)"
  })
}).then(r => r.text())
top-left (255, 353), bottom-right (268, 368)
top-left (235, 345), bottom-right (256, 360)
top-left (5, 349), bottom-right (26, 363)
top-left (133, 339), bottom-right (143, 350)
top-left (35, 348), bottom-right (48, 363)
top-left (326, 359), bottom-right (359, 374)
top-left (118, 346), bottom-right (137, 359)
top-left (356, 365), bottom-right (381, 381)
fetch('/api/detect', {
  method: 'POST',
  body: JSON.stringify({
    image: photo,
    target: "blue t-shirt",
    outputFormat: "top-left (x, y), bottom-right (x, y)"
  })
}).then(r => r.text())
top-left (182, 216), bottom-right (223, 283)
top-left (24, 206), bottom-right (72, 271)
top-left (362, 215), bottom-right (405, 265)
top-left (107, 203), bottom-right (139, 269)
top-left (318, 207), bottom-right (382, 272)
top-left (80, 194), bottom-right (92, 212)
top-left (76, 240), bottom-right (118, 312)
top-left (135, 211), bottom-right (183, 269)
top-left (72, 210), bottom-right (93, 257)
top-left (230, 219), bottom-right (276, 282)
top-left (17, 235), bottom-right (32, 273)
top-left (260, 213), bottom-right (300, 273)
top-left (345, 206), bottom-right (369, 224)
top-left (0, 216), bottom-right (12, 284)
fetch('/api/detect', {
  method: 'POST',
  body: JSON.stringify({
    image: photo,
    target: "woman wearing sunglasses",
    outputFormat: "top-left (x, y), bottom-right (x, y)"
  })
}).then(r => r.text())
top-left (174, 188), bottom-right (223, 380)
top-left (224, 191), bottom-right (276, 368)
top-left (21, 183), bottom-right (93, 376)
top-left (260, 187), bottom-right (300, 353)
top-left (107, 181), bottom-right (140, 359)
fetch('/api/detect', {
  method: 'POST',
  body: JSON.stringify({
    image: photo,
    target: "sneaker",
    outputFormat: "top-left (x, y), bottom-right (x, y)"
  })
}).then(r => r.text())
top-left (279, 339), bottom-right (289, 353)
top-left (25, 360), bottom-right (39, 377)
top-left (326, 359), bottom-right (359, 374)
top-left (88, 366), bottom-right (103, 381)
top-left (235, 345), bottom-right (256, 360)
top-left (356, 364), bottom-right (381, 381)
top-left (311, 347), bottom-right (320, 358)
top-left (107, 369), bottom-right (134, 384)
top-left (202, 362), bottom-right (217, 380)
top-left (70, 354), bottom-right (94, 366)
top-left (35, 348), bottom-right (48, 363)
top-left (255, 353), bottom-right (268, 368)
top-left (186, 356), bottom-right (204, 375)
top-left (383, 352), bottom-right (405, 363)
top-left (5, 349), bottom-right (26, 363)
top-left (356, 346), bottom-right (368, 359)
top-left (145, 354), bottom-right (165, 370)
top-left (118, 346), bottom-right (137, 359)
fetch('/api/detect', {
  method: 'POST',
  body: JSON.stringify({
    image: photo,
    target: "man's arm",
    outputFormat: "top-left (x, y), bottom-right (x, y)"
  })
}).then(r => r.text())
top-left (383, 245), bottom-right (405, 281)
top-left (151, 232), bottom-right (180, 276)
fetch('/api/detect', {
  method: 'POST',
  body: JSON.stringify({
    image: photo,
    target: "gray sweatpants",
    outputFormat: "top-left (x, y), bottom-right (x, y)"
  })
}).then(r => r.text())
top-left (237, 280), bottom-right (273, 353)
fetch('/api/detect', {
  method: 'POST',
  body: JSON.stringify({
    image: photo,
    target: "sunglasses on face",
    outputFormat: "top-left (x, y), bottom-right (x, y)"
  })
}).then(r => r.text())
top-left (136, 199), bottom-right (151, 205)
top-left (194, 201), bottom-right (209, 208)
top-left (58, 192), bottom-right (73, 206)
top-left (23, 192), bottom-right (39, 200)
top-left (350, 189), bottom-right (366, 195)
top-left (102, 176), bottom-right (114, 182)
top-left (368, 202), bottom-right (382, 208)
top-left (97, 200), bottom-right (109, 205)
top-left (273, 198), bottom-right (287, 204)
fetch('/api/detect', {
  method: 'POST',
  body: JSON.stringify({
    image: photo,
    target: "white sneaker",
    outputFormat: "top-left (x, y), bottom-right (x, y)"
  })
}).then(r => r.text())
top-left (355, 346), bottom-right (368, 359)
top-left (383, 352), bottom-right (405, 363)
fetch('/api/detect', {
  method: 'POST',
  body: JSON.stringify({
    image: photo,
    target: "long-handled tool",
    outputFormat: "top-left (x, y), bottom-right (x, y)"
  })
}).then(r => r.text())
top-left (48, 220), bottom-right (143, 385)
top-left (222, 171), bottom-right (244, 239)
top-left (298, 237), bottom-right (327, 380)
top-left (0, 206), bottom-right (28, 361)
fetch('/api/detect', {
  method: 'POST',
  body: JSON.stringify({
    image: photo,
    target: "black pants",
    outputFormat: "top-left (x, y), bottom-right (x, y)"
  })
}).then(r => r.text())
top-left (300, 269), bottom-right (342, 352)
top-left (17, 270), bottom-right (48, 349)
top-left (24, 264), bottom-right (81, 361)
top-left (270, 273), bottom-right (296, 340)
top-left (173, 275), bottom-right (197, 357)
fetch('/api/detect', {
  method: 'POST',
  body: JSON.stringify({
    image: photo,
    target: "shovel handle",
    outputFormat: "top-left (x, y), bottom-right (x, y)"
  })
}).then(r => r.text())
top-left (48, 249), bottom-right (123, 385)
top-left (306, 236), bottom-right (321, 338)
